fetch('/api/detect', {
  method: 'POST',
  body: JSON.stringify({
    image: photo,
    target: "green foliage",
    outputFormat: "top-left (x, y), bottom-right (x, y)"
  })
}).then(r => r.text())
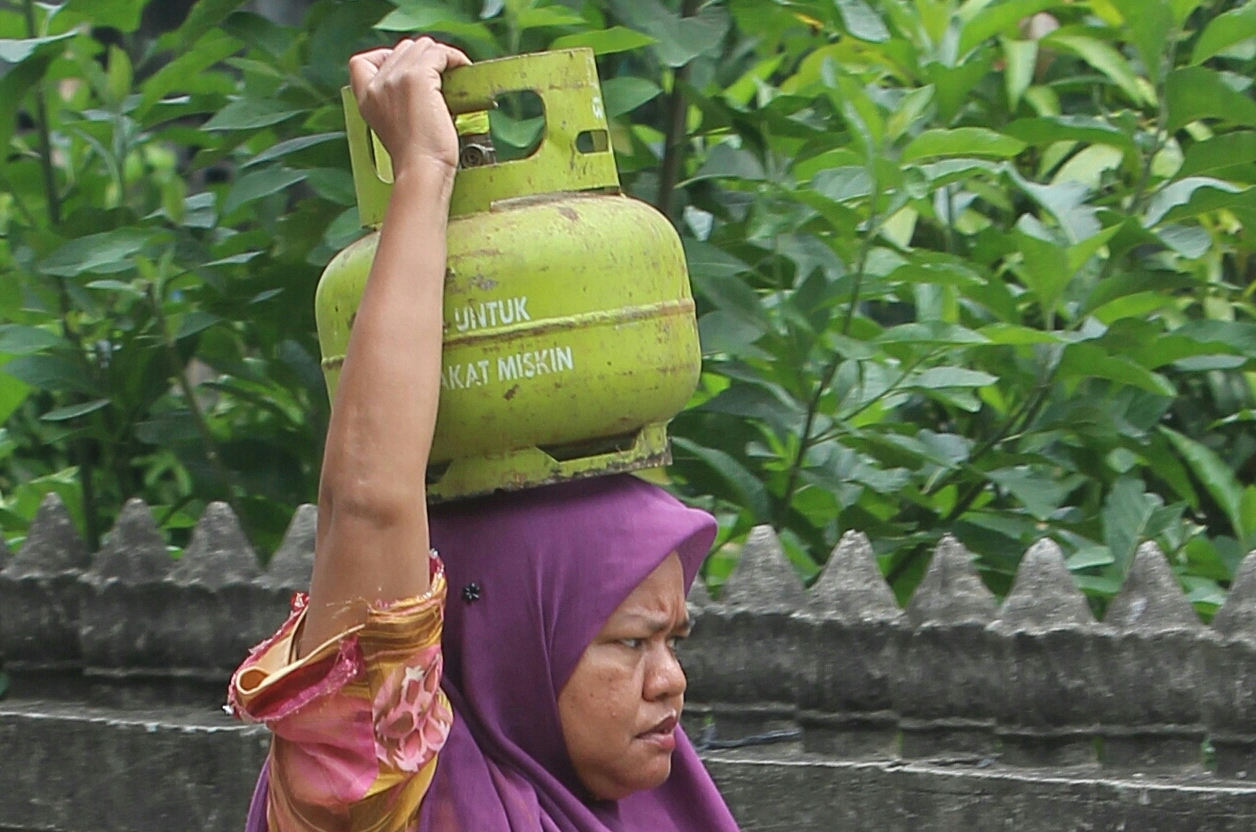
top-left (2, 0), bottom-right (1255, 619)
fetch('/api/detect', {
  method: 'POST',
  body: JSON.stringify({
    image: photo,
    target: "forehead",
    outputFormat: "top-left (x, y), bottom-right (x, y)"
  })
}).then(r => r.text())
top-left (605, 552), bottom-right (686, 620)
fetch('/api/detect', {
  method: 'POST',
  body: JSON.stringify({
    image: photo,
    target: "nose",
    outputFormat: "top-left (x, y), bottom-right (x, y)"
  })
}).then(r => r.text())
top-left (644, 643), bottom-right (687, 702)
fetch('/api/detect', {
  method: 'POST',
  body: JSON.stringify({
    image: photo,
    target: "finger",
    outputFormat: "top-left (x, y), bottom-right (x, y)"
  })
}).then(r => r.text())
top-left (440, 44), bottom-right (473, 71)
top-left (375, 37), bottom-right (418, 81)
top-left (391, 36), bottom-right (450, 79)
top-left (349, 48), bottom-right (392, 97)
top-left (425, 40), bottom-right (472, 73)
top-left (397, 39), bottom-right (471, 80)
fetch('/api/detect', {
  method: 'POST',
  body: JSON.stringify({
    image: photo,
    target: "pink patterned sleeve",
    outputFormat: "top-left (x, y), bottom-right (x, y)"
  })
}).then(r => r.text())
top-left (228, 554), bottom-right (453, 831)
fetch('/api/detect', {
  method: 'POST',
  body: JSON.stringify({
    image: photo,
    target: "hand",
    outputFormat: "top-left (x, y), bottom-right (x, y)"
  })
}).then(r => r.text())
top-left (349, 37), bottom-right (472, 178)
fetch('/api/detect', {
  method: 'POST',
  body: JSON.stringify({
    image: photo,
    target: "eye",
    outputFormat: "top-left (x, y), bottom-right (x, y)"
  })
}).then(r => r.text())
top-left (618, 637), bottom-right (645, 649)
top-left (666, 634), bottom-right (687, 651)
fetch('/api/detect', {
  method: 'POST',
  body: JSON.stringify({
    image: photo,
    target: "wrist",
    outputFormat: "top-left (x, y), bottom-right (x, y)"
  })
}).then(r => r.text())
top-left (392, 155), bottom-right (457, 199)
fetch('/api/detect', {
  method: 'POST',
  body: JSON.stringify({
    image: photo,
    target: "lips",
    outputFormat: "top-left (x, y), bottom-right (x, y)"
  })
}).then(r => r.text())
top-left (639, 715), bottom-right (677, 738)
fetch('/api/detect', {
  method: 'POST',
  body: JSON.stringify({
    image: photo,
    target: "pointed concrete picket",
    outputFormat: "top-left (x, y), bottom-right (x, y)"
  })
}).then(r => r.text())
top-left (991, 539), bottom-right (1102, 766)
top-left (0, 494), bottom-right (90, 665)
top-left (1205, 548), bottom-right (1256, 777)
top-left (893, 535), bottom-right (999, 758)
top-left (796, 531), bottom-right (902, 759)
top-left (1097, 542), bottom-right (1205, 769)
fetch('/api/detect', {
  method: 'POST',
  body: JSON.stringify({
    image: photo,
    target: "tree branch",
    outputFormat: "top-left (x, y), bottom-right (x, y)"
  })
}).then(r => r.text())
top-left (654, 0), bottom-right (702, 219)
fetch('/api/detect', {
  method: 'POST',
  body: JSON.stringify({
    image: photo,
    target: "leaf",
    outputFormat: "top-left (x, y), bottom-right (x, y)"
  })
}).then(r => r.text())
top-left (1165, 66), bottom-right (1256, 132)
top-left (86, 279), bottom-right (146, 297)
top-left (910, 367), bottom-right (999, 389)
top-left (375, 3), bottom-right (468, 29)
top-left (683, 239), bottom-right (749, 280)
top-left (1111, 0), bottom-right (1172, 85)
top-left (610, 0), bottom-right (730, 67)
top-left (0, 325), bottom-right (64, 355)
top-left (1015, 226), bottom-right (1071, 312)
top-left (1103, 476), bottom-right (1161, 572)
top-left (203, 98), bottom-right (305, 131)
top-left (243, 132), bottom-right (345, 169)
top-left (516, 6), bottom-right (585, 29)
top-left (222, 167), bottom-right (307, 214)
top-left (902, 127), bottom-right (1026, 162)
top-left (1002, 38), bottom-right (1037, 109)
top-left (1163, 427), bottom-right (1246, 541)
top-left (305, 168), bottom-right (356, 206)
top-left (168, 0), bottom-right (250, 49)
top-left (63, 0), bottom-right (148, 32)
top-left (1067, 546), bottom-right (1115, 570)
top-left (0, 33), bottom-right (74, 64)
top-left (371, 7), bottom-right (494, 48)
top-left (1057, 344), bottom-right (1176, 396)
top-left (700, 382), bottom-right (803, 432)
top-left (673, 437), bottom-right (772, 522)
top-left (41, 399), bottom-right (111, 422)
top-left (1011, 172), bottom-right (1101, 242)
top-left (988, 466), bottom-right (1083, 521)
top-left (1180, 131), bottom-right (1256, 178)
top-left (2, 355), bottom-right (99, 396)
top-left (1048, 34), bottom-right (1150, 105)
top-left (1192, 2), bottom-right (1256, 65)
top-left (139, 31), bottom-right (241, 117)
top-left (811, 166), bottom-right (874, 202)
top-left (1156, 223), bottom-right (1211, 259)
top-left (835, 0), bottom-right (890, 43)
top-left (174, 311), bottom-right (222, 340)
top-left (550, 27), bottom-right (656, 56)
top-left (690, 142), bottom-right (765, 181)
top-left (40, 230), bottom-right (151, 278)
top-left (698, 310), bottom-right (767, 357)
top-left (601, 77), bottom-right (661, 119)
top-left (0, 35), bottom-right (73, 156)
top-left (978, 323), bottom-right (1067, 344)
top-left (323, 207), bottom-right (364, 250)
top-left (876, 322), bottom-right (989, 345)
top-left (1004, 115), bottom-right (1135, 151)
top-left (489, 112), bottom-right (543, 150)
top-left (1052, 144), bottom-right (1124, 190)
top-left (1143, 176), bottom-right (1250, 227)
top-left (0, 372), bottom-right (29, 426)
top-left (958, 0), bottom-right (1058, 55)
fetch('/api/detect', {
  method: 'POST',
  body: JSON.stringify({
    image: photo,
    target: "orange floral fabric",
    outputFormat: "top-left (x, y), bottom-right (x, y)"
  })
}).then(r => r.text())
top-left (229, 553), bottom-right (451, 832)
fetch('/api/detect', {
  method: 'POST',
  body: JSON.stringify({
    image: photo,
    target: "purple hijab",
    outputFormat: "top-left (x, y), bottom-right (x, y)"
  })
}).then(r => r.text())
top-left (246, 474), bottom-right (739, 832)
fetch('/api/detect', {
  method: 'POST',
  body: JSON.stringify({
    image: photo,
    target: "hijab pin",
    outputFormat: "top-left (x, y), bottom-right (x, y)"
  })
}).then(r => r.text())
top-left (462, 582), bottom-right (482, 603)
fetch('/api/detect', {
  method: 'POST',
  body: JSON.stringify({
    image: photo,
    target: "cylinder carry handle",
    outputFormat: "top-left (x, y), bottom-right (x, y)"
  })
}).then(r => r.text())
top-left (344, 48), bottom-right (620, 225)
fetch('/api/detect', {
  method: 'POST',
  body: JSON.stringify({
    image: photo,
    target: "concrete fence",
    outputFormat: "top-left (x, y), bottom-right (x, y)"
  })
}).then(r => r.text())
top-left (5, 493), bottom-right (1256, 831)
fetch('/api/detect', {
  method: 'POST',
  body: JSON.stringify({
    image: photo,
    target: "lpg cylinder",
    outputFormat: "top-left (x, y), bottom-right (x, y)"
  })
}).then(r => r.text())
top-left (315, 49), bottom-right (701, 501)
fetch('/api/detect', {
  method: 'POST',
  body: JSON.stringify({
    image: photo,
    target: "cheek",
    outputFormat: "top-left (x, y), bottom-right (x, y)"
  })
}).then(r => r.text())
top-left (565, 657), bottom-right (639, 737)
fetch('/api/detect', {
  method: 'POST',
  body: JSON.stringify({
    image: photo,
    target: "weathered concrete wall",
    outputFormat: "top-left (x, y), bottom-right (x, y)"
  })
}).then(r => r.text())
top-left (5, 495), bottom-right (1256, 830)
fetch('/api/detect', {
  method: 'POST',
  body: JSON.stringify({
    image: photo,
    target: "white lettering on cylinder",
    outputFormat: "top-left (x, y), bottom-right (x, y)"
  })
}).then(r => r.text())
top-left (452, 296), bottom-right (532, 332)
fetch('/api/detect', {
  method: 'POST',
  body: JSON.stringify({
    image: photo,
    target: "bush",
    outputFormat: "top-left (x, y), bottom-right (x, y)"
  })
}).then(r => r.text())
top-left (3, 0), bottom-right (1256, 618)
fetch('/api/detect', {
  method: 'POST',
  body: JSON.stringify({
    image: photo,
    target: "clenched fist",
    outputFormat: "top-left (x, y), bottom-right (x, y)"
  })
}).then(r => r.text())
top-left (349, 37), bottom-right (472, 178)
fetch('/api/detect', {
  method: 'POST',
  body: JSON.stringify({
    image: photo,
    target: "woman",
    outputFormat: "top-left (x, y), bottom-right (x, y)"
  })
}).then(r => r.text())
top-left (229, 37), bottom-right (741, 832)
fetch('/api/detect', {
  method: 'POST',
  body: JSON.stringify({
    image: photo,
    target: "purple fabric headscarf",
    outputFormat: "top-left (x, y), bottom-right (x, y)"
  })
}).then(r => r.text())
top-left (245, 474), bottom-right (740, 832)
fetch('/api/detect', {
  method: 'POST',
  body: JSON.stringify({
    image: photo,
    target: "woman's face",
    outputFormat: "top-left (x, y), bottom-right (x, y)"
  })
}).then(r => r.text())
top-left (557, 552), bottom-right (690, 801)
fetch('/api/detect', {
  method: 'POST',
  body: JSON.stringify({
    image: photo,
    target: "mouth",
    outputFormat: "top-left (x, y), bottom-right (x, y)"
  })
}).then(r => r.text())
top-left (636, 715), bottom-right (678, 750)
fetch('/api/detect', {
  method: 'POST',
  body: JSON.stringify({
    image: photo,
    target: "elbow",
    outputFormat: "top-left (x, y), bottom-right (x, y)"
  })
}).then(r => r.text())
top-left (318, 477), bottom-right (423, 531)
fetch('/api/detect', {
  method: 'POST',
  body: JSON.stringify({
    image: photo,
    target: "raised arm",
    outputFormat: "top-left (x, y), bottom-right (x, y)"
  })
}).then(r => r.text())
top-left (299, 38), bottom-right (470, 656)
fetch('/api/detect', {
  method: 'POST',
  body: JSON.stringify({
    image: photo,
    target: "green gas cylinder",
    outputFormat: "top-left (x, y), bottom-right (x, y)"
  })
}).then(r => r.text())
top-left (315, 49), bottom-right (701, 501)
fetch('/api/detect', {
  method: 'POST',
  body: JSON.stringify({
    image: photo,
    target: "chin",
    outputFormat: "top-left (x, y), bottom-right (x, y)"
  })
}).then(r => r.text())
top-left (593, 758), bottom-right (673, 801)
top-left (628, 756), bottom-right (673, 793)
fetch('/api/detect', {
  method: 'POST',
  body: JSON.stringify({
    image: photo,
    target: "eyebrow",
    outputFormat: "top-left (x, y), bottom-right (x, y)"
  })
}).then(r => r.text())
top-left (613, 612), bottom-right (692, 634)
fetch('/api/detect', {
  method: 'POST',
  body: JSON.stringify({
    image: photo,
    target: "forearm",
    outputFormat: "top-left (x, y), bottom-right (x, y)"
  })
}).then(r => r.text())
top-left (301, 162), bottom-right (453, 652)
